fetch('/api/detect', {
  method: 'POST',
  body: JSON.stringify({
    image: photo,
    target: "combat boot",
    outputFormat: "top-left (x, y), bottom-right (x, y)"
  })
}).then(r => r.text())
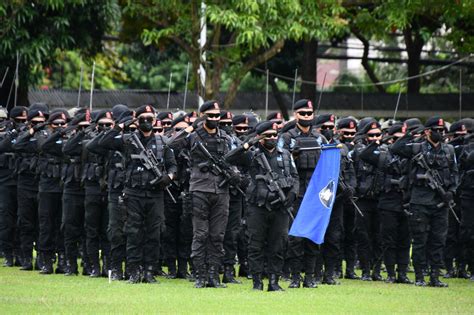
top-left (385, 265), bottom-right (396, 284)
top-left (303, 274), bottom-right (318, 288)
top-left (82, 260), bottom-right (91, 276)
top-left (64, 259), bottom-right (78, 276)
top-left (127, 266), bottom-right (142, 284)
top-left (288, 273), bottom-right (301, 288)
top-left (101, 255), bottom-right (109, 278)
top-left (194, 267), bottom-right (207, 288)
top-left (371, 263), bottom-right (384, 281)
top-left (396, 266), bottom-right (413, 284)
top-left (457, 264), bottom-right (469, 279)
top-left (414, 266), bottom-right (426, 287)
top-left (143, 265), bottom-right (158, 284)
top-left (110, 265), bottom-right (124, 281)
top-left (176, 258), bottom-right (191, 279)
top-left (155, 260), bottom-right (167, 277)
top-left (56, 252), bottom-right (66, 274)
top-left (166, 259), bottom-right (177, 279)
top-left (3, 255), bottom-right (14, 267)
top-left (238, 260), bottom-right (251, 279)
top-left (443, 263), bottom-right (456, 279)
top-left (429, 269), bottom-right (448, 288)
top-left (20, 257), bottom-right (33, 271)
top-left (39, 253), bottom-right (54, 275)
top-left (252, 273), bottom-right (263, 290)
top-left (207, 265), bottom-right (226, 288)
top-left (268, 274), bottom-right (284, 291)
top-left (222, 265), bottom-right (241, 284)
top-left (344, 267), bottom-right (360, 280)
top-left (89, 259), bottom-right (101, 278)
top-left (360, 270), bottom-right (372, 281)
top-left (322, 270), bottom-right (340, 285)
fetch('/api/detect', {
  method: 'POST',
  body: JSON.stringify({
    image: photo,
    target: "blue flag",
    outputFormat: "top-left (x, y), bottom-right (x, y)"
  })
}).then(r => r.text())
top-left (289, 145), bottom-right (341, 244)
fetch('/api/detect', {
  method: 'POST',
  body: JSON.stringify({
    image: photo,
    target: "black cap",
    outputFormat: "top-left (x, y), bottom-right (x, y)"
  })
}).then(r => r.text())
top-left (280, 120), bottom-right (296, 133)
top-left (171, 115), bottom-right (189, 127)
top-left (117, 110), bottom-right (134, 124)
top-left (255, 121), bottom-right (278, 134)
top-left (157, 111), bottom-right (173, 121)
top-left (136, 105), bottom-right (156, 117)
top-left (199, 100), bottom-right (220, 113)
top-left (266, 112), bottom-right (283, 121)
top-left (357, 117), bottom-right (376, 132)
top-left (425, 116), bottom-right (445, 129)
top-left (314, 114), bottom-right (336, 127)
top-left (449, 120), bottom-right (468, 133)
top-left (460, 118), bottom-right (474, 132)
top-left (9, 106), bottom-right (28, 119)
top-left (359, 121), bottom-right (381, 134)
top-left (28, 102), bottom-right (49, 120)
top-left (404, 118), bottom-right (423, 131)
top-left (245, 113), bottom-right (258, 128)
top-left (337, 117), bottom-right (357, 129)
top-left (232, 115), bottom-right (248, 126)
top-left (94, 109), bottom-right (113, 123)
top-left (293, 99), bottom-right (314, 111)
top-left (48, 109), bottom-right (70, 123)
top-left (387, 122), bottom-right (406, 135)
top-left (220, 110), bottom-right (233, 120)
top-left (112, 104), bottom-right (129, 120)
top-left (186, 111), bottom-right (198, 119)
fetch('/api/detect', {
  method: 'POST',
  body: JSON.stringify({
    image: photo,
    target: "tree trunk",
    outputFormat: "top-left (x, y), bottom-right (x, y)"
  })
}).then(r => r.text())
top-left (269, 75), bottom-right (289, 120)
top-left (404, 27), bottom-right (424, 94)
top-left (300, 40), bottom-right (318, 103)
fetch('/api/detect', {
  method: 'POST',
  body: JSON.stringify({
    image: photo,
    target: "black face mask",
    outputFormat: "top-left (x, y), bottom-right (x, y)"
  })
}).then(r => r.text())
top-left (341, 136), bottom-right (353, 143)
top-left (430, 131), bottom-right (443, 143)
top-left (221, 125), bottom-right (233, 135)
top-left (298, 119), bottom-right (312, 127)
top-left (205, 119), bottom-right (218, 129)
top-left (139, 121), bottom-right (153, 132)
top-left (263, 139), bottom-right (277, 150)
top-left (321, 129), bottom-right (334, 141)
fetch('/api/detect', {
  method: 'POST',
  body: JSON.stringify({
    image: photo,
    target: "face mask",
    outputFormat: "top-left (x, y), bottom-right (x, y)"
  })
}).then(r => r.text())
top-left (322, 129), bottom-right (334, 140)
top-left (298, 119), bottom-right (312, 127)
top-left (139, 121), bottom-right (153, 132)
top-left (221, 125), bottom-right (233, 135)
top-left (205, 119), bottom-right (218, 129)
top-left (263, 139), bottom-right (277, 150)
top-left (430, 131), bottom-right (442, 143)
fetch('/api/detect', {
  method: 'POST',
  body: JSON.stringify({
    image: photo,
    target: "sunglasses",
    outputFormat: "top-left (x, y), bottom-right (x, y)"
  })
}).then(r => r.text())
top-left (52, 122), bottom-right (66, 127)
top-left (129, 127), bottom-right (137, 132)
top-left (367, 133), bottom-right (382, 138)
top-left (139, 117), bottom-right (154, 123)
top-left (263, 133), bottom-right (278, 139)
top-left (430, 128), bottom-right (444, 132)
top-left (99, 123), bottom-right (113, 128)
top-left (206, 113), bottom-right (220, 119)
top-left (219, 122), bottom-right (232, 127)
top-left (273, 120), bottom-right (283, 125)
top-left (343, 132), bottom-right (356, 136)
top-left (174, 127), bottom-right (183, 132)
top-left (162, 121), bottom-right (172, 126)
top-left (297, 111), bottom-right (313, 117)
top-left (235, 126), bottom-right (249, 132)
top-left (30, 120), bottom-right (44, 125)
top-left (14, 119), bottom-right (27, 123)
top-left (321, 125), bottom-right (335, 130)
top-left (154, 128), bottom-right (164, 133)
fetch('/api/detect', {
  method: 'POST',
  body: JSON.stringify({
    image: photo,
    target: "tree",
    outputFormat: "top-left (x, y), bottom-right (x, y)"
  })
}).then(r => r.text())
top-left (122, 0), bottom-right (347, 108)
top-left (0, 0), bottom-right (119, 108)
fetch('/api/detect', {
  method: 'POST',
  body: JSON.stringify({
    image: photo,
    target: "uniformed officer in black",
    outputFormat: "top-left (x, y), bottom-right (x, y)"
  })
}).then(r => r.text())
top-left (279, 99), bottom-right (327, 288)
top-left (226, 121), bottom-right (299, 291)
top-left (168, 100), bottom-right (235, 288)
top-left (392, 116), bottom-right (458, 287)
top-left (13, 103), bottom-right (49, 270)
top-left (359, 122), bottom-right (413, 284)
top-left (100, 104), bottom-right (177, 284)
top-left (335, 117), bottom-right (360, 279)
top-left (36, 109), bottom-right (70, 274)
top-left (352, 120), bottom-right (385, 281)
top-left (0, 106), bottom-right (27, 267)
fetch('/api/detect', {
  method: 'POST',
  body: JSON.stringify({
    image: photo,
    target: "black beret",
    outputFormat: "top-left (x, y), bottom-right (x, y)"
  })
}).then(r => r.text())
top-left (404, 118), bottom-right (422, 131)
top-left (280, 120), bottom-right (296, 133)
top-left (171, 115), bottom-right (189, 127)
top-left (220, 110), bottom-right (233, 120)
top-left (157, 111), bottom-right (173, 121)
top-left (117, 110), bottom-right (134, 124)
top-left (337, 117), bottom-right (357, 129)
top-left (48, 109), bottom-right (70, 123)
top-left (94, 109), bottom-right (113, 123)
top-left (232, 115), bottom-right (248, 125)
top-left (245, 113), bottom-right (258, 128)
top-left (255, 121), bottom-right (278, 134)
top-left (314, 114), bottom-right (336, 127)
top-left (112, 104), bottom-right (129, 120)
top-left (186, 111), bottom-right (198, 119)
top-left (359, 121), bottom-right (381, 134)
top-left (387, 122), bottom-right (406, 135)
top-left (460, 118), bottom-right (473, 132)
top-left (425, 116), bottom-right (445, 128)
top-left (357, 117), bottom-right (376, 132)
top-left (266, 112), bottom-right (283, 121)
top-left (293, 99), bottom-right (314, 111)
top-left (199, 100), bottom-right (220, 113)
top-left (449, 120), bottom-right (468, 133)
top-left (28, 102), bottom-right (49, 120)
top-left (136, 104), bottom-right (156, 117)
top-left (9, 106), bottom-right (28, 119)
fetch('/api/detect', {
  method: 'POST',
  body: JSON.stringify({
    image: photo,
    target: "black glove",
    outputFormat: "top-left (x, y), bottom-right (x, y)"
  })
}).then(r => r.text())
top-left (292, 146), bottom-right (300, 156)
top-left (157, 174), bottom-right (172, 188)
top-left (32, 122), bottom-right (46, 132)
top-left (192, 116), bottom-right (205, 129)
top-left (228, 172), bottom-right (242, 187)
top-left (60, 124), bottom-right (77, 135)
top-left (285, 192), bottom-right (296, 207)
top-left (443, 191), bottom-right (454, 204)
top-left (239, 176), bottom-right (250, 191)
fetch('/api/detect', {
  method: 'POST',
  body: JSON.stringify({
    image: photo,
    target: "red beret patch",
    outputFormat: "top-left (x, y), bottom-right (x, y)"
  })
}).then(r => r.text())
top-left (106, 112), bottom-right (112, 119)
top-left (86, 110), bottom-right (91, 122)
top-left (276, 113), bottom-right (282, 119)
top-left (371, 122), bottom-right (377, 129)
top-left (146, 105), bottom-right (152, 113)
top-left (438, 118), bottom-right (444, 126)
top-left (330, 115), bottom-right (335, 122)
top-left (38, 111), bottom-right (43, 117)
top-left (349, 121), bottom-right (355, 128)
top-left (307, 101), bottom-right (313, 109)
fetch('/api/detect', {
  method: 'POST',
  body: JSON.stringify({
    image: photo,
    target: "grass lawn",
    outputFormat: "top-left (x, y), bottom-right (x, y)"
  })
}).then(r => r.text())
top-left (0, 259), bottom-right (473, 314)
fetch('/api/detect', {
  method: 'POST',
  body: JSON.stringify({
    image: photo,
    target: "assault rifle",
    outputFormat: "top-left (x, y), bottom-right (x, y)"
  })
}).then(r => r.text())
top-left (338, 175), bottom-right (364, 217)
top-left (414, 153), bottom-right (460, 223)
top-left (129, 132), bottom-right (177, 203)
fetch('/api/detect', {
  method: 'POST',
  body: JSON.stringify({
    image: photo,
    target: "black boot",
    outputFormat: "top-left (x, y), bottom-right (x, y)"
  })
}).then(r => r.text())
top-left (223, 265), bottom-right (241, 284)
top-left (82, 259), bottom-right (91, 276)
top-left (414, 266), bottom-right (426, 287)
top-left (385, 265), bottom-right (396, 283)
top-left (166, 259), bottom-right (177, 279)
top-left (457, 264), bottom-right (469, 279)
top-left (252, 273), bottom-right (263, 290)
top-left (39, 253), bottom-right (54, 275)
top-left (110, 264), bottom-right (124, 281)
top-left (288, 273), bottom-right (301, 288)
top-left (56, 252), bottom-right (66, 274)
top-left (143, 265), bottom-right (158, 284)
top-left (20, 257), bottom-right (33, 271)
top-left (303, 274), bottom-right (318, 288)
top-left (396, 265), bottom-right (413, 284)
top-left (344, 264), bottom-right (360, 280)
top-left (207, 265), bottom-right (226, 288)
top-left (429, 269), bottom-right (448, 288)
top-left (371, 263), bottom-right (384, 281)
top-left (101, 255), bottom-right (109, 278)
top-left (194, 267), bottom-right (207, 288)
top-left (3, 255), bottom-right (14, 267)
top-left (323, 269), bottom-right (340, 285)
top-left (176, 258), bottom-right (190, 279)
top-left (89, 259), bottom-right (101, 278)
top-left (443, 262), bottom-right (456, 279)
top-left (268, 274), bottom-right (284, 291)
top-left (238, 261), bottom-right (251, 279)
top-left (64, 259), bottom-right (78, 276)
top-left (127, 266), bottom-right (142, 284)
top-left (154, 260), bottom-right (167, 277)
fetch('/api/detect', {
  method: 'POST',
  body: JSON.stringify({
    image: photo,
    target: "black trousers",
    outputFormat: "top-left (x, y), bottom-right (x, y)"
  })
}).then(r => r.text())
top-left (460, 197), bottom-right (474, 273)
top-left (321, 198), bottom-right (343, 272)
top-left (84, 193), bottom-right (110, 267)
top-left (408, 203), bottom-right (448, 269)
top-left (0, 185), bottom-right (18, 257)
top-left (355, 198), bottom-right (382, 273)
top-left (38, 191), bottom-right (64, 255)
top-left (107, 189), bottom-right (126, 270)
top-left (287, 196), bottom-right (320, 274)
top-left (341, 199), bottom-right (357, 270)
top-left (223, 192), bottom-right (243, 266)
top-left (124, 192), bottom-right (163, 268)
top-left (62, 192), bottom-right (86, 262)
top-left (444, 203), bottom-right (463, 268)
top-left (237, 198), bottom-right (249, 266)
top-left (380, 209), bottom-right (410, 271)
top-left (17, 188), bottom-right (38, 259)
top-left (191, 191), bottom-right (229, 269)
top-left (247, 204), bottom-right (289, 275)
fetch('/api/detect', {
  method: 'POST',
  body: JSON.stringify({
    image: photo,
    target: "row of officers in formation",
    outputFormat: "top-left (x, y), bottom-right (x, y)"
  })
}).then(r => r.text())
top-left (0, 99), bottom-right (472, 291)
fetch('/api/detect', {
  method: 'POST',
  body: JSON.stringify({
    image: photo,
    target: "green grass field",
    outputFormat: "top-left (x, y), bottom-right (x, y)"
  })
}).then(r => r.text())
top-left (0, 259), bottom-right (473, 314)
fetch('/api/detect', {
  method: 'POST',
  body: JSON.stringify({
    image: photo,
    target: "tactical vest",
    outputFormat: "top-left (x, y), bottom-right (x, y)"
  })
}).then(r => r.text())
top-left (125, 134), bottom-right (166, 189)
top-left (377, 147), bottom-right (408, 193)
top-left (287, 128), bottom-right (324, 170)
top-left (107, 150), bottom-right (126, 189)
top-left (353, 143), bottom-right (383, 198)
top-left (189, 127), bottom-right (228, 170)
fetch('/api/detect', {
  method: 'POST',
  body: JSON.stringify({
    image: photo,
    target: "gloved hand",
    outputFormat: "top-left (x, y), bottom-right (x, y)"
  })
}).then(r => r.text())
top-left (60, 124), bottom-right (77, 136)
top-left (285, 192), bottom-right (296, 207)
top-left (292, 146), bottom-right (300, 156)
top-left (157, 174), bottom-right (172, 188)
top-left (239, 176), bottom-right (250, 191)
top-left (443, 191), bottom-right (454, 204)
top-left (32, 122), bottom-right (46, 132)
top-left (228, 173), bottom-right (242, 187)
top-left (192, 116), bottom-right (205, 129)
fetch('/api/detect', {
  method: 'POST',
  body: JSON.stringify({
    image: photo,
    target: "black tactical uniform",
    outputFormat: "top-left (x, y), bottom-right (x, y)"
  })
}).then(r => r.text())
top-left (169, 101), bottom-right (235, 288)
top-left (100, 105), bottom-right (177, 284)
top-left (279, 99), bottom-right (327, 288)
top-left (226, 121), bottom-right (299, 291)
top-left (359, 123), bottom-right (413, 284)
top-left (0, 106), bottom-right (26, 267)
top-left (392, 116), bottom-right (458, 287)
